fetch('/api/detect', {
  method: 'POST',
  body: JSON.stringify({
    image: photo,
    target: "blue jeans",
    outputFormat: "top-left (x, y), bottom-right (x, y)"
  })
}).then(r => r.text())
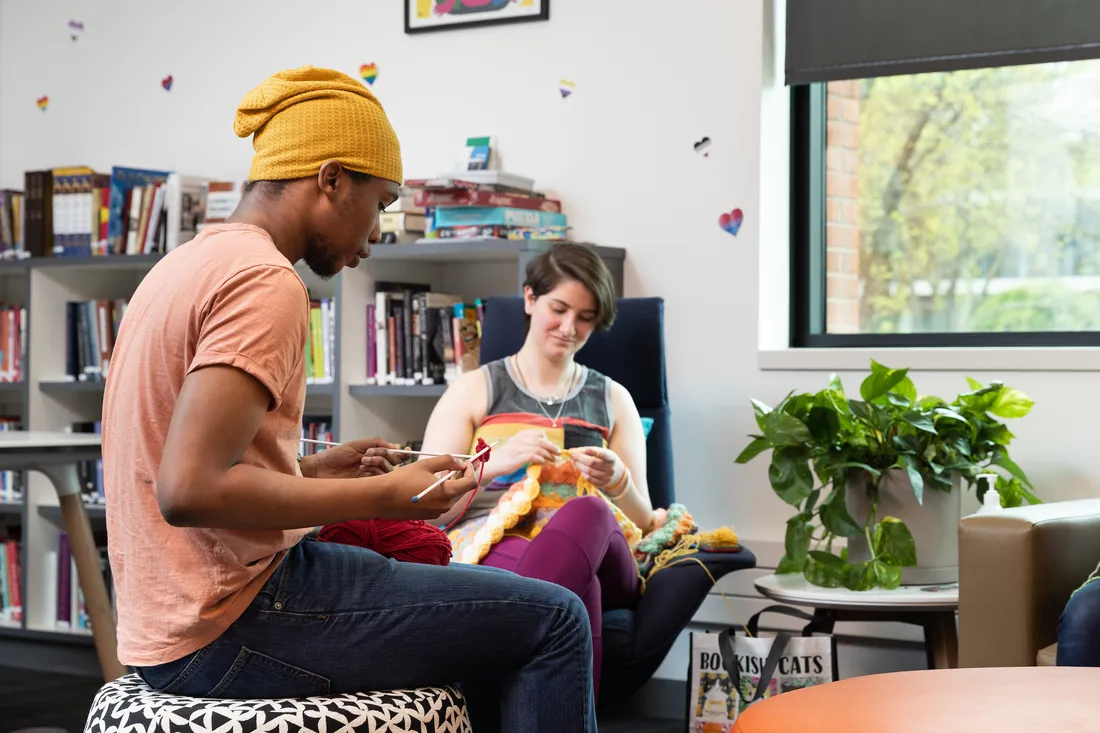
top-left (135, 536), bottom-right (596, 732)
top-left (1058, 577), bottom-right (1100, 666)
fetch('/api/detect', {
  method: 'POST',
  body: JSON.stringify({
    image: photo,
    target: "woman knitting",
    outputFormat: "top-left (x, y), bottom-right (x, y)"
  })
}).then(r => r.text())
top-left (418, 243), bottom-right (653, 698)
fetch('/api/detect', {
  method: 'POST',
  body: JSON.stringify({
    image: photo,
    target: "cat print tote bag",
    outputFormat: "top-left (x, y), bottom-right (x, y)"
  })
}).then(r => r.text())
top-left (687, 605), bottom-right (839, 732)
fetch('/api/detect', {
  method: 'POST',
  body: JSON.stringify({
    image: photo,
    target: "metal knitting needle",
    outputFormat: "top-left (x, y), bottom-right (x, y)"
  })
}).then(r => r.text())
top-left (412, 439), bottom-right (498, 503)
top-left (299, 438), bottom-right (475, 459)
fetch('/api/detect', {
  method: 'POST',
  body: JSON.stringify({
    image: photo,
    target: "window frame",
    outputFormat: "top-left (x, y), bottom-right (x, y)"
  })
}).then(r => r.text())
top-left (788, 81), bottom-right (1100, 349)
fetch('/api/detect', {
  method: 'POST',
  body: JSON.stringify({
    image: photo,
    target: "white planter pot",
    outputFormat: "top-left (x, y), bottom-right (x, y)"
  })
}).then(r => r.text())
top-left (844, 469), bottom-right (962, 586)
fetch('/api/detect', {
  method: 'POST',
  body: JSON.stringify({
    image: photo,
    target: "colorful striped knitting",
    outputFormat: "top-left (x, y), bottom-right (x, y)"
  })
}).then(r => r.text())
top-left (448, 451), bottom-right (642, 565)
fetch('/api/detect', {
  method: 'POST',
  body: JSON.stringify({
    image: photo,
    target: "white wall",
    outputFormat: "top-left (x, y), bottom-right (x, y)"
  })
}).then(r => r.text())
top-left (3, 0), bottom-right (1098, 686)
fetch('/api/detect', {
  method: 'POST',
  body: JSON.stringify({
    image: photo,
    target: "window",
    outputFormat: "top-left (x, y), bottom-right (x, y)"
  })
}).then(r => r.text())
top-left (791, 59), bottom-right (1100, 347)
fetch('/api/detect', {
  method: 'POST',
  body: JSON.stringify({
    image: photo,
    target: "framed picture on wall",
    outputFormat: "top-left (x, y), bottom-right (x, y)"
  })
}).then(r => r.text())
top-left (405, 0), bottom-right (550, 34)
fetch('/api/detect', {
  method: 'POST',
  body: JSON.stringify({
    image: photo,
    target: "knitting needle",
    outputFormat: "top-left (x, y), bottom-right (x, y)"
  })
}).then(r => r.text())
top-left (412, 439), bottom-right (498, 503)
top-left (299, 438), bottom-right (475, 459)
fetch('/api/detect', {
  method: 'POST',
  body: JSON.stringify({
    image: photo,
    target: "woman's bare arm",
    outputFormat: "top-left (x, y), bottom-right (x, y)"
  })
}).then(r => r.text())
top-left (417, 368), bottom-right (487, 527)
top-left (604, 379), bottom-right (655, 530)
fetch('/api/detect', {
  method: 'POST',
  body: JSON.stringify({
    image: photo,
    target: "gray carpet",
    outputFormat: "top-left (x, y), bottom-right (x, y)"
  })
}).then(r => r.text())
top-left (0, 665), bottom-right (682, 733)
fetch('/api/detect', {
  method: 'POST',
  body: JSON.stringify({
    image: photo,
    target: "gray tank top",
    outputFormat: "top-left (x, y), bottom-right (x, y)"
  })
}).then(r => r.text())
top-left (459, 357), bottom-right (615, 524)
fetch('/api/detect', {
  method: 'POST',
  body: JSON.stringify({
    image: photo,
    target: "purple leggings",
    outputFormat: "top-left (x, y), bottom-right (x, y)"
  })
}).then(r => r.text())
top-left (480, 495), bottom-right (640, 698)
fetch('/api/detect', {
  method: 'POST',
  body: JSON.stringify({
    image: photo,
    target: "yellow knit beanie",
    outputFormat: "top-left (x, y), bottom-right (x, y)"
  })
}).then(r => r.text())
top-left (233, 66), bottom-right (403, 184)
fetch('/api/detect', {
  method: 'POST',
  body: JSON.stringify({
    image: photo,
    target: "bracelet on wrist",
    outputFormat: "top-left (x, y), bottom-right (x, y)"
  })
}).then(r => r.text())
top-left (604, 468), bottom-right (630, 499)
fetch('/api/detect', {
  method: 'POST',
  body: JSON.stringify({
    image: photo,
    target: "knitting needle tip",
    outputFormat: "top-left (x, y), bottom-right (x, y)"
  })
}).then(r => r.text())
top-left (411, 439), bottom-right (498, 502)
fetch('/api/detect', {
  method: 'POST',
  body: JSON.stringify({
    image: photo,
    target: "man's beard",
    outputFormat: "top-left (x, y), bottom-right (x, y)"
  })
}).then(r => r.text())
top-left (303, 233), bottom-right (341, 280)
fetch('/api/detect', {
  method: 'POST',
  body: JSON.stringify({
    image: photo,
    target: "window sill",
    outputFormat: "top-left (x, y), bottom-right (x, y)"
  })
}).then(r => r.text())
top-left (758, 346), bottom-right (1100, 372)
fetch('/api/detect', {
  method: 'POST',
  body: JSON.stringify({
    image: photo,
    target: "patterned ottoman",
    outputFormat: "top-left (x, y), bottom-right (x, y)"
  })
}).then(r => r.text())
top-left (83, 673), bottom-right (472, 733)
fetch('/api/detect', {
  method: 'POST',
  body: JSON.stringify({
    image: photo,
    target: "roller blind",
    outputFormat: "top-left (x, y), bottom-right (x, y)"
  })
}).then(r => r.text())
top-left (786, 0), bottom-right (1100, 85)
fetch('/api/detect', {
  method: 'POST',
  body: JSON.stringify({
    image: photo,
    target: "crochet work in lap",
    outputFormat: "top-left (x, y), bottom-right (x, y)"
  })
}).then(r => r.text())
top-left (448, 453), bottom-right (641, 565)
top-left (446, 451), bottom-right (736, 576)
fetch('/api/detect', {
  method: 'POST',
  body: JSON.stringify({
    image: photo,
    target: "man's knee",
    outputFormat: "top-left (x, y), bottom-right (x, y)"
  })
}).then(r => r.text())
top-left (521, 575), bottom-right (590, 632)
top-left (1062, 579), bottom-right (1100, 633)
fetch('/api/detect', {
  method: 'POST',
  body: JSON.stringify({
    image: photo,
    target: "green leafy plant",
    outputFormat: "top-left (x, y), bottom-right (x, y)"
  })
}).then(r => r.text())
top-left (735, 360), bottom-right (1040, 591)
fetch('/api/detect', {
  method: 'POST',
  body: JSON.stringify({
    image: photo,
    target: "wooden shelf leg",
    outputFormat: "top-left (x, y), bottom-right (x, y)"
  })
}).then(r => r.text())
top-left (923, 611), bottom-right (959, 670)
top-left (43, 462), bottom-right (127, 682)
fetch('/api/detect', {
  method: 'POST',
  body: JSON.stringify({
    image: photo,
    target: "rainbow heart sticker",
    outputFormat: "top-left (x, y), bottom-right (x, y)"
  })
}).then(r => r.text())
top-left (719, 208), bottom-right (743, 236)
top-left (36, 96), bottom-right (48, 112)
top-left (360, 63), bottom-right (378, 86)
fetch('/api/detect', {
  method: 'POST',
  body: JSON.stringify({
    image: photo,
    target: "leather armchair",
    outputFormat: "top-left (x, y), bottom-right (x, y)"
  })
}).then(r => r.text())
top-left (958, 498), bottom-right (1100, 668)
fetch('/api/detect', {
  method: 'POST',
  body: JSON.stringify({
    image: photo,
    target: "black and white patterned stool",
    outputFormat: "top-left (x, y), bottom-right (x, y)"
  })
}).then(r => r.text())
top-left (83, 673), bottom-right (472, 733)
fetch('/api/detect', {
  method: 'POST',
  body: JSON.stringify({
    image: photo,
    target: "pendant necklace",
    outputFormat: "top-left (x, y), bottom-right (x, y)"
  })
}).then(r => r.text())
top-left (514, 357), bottom-right (580, 428)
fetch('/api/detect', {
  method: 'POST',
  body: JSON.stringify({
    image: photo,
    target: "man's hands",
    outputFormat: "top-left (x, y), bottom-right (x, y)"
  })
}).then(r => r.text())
top-left (300, 437), bottom-right (401, 479)
top-left (376, 454), bottom-right (479, 520)
top-left (297, 436), bottom-right (478, 521)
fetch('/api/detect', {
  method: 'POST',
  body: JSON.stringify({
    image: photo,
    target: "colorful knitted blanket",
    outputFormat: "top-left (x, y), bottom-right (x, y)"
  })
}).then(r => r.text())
top-left (446, 451), bottom-right (717, 573)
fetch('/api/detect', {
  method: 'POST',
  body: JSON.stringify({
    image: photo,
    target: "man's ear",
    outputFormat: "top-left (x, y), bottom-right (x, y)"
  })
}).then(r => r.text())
top-left (317, 160), bottom-right (343, 196)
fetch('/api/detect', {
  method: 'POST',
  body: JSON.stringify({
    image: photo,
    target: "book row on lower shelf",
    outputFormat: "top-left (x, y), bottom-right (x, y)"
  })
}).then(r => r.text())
top-left (0, 530), bottom-right (113, 635)
top-left (0, 417), bottom-right (27, 503)
top-left (301, 416), bottom-right (334, 457)
top-left (50, 532), bottom-right (113, 634)
top-left (366, 284), bottom-right (484, 387)
top-left (0, 534), bottom-right (21, 627)
top-left (0, 304), bottom-right (25, 384)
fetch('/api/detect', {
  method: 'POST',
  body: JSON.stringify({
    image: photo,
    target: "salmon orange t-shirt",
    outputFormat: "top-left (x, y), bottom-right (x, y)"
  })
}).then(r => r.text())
top-left (102, 223), bottom-right (313, 667)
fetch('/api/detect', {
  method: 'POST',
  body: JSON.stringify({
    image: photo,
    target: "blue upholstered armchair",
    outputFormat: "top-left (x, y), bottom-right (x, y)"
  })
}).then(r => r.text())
top-left (478, 296), bottom-right (757, 703)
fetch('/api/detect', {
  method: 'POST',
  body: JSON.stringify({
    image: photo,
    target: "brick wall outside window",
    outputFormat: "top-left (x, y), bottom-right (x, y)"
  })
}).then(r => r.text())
top-left (825, 81), bottom-right (861, 333)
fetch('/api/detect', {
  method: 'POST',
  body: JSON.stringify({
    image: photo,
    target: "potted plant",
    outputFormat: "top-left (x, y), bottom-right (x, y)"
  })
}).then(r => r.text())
top-left (735, 360), bottom-right (1040, 591)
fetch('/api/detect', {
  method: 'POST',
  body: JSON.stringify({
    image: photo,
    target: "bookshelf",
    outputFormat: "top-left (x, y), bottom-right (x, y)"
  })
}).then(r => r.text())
top-left (0, 238), bottom-right (626, 673)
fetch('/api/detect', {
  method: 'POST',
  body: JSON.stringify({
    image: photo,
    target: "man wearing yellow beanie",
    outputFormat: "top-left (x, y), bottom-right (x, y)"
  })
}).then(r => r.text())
top-left (101, 65), bottom-right (596, 733)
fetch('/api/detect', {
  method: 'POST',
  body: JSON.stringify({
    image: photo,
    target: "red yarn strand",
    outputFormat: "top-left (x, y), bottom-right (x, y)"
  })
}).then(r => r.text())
top-left (443, 437), bottom-right (490, 533)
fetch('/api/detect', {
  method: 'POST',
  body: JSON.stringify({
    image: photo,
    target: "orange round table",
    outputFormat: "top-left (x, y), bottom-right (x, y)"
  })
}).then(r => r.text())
top-left (732, 667), bottom-right (1100, 732)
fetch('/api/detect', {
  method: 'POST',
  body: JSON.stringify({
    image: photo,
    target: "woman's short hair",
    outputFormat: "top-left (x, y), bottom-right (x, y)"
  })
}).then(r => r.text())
top-left (523, 243), bottom-right (617, 332)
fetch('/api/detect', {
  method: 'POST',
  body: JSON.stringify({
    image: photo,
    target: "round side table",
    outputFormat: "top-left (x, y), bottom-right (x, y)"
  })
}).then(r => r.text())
top-left (754, 572), bottom-right (959, 669)
top-left (732, 666), bottom-right (1100, 732)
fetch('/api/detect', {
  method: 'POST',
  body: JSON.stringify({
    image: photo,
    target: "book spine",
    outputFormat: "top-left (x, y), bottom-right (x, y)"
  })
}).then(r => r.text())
top-left (57, 534), bottom-right (71, 627)
top-left (366, 303), bottom-right (376, 384)
top-left (415, 189), bottom-right (562, 213)
top-left (433, 206), bottom-right (567, 229)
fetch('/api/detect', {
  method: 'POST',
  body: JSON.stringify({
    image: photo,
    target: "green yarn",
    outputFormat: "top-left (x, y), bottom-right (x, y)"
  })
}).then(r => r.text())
top-left (635, 502), bottom-right (692, 556)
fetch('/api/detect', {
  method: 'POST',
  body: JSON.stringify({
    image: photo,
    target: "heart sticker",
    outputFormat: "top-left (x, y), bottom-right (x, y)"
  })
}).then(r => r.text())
top-left (36, 96), bottom-right (48, 112)
top-left (162, 75), bottom-right (173, 92)
top-left (559, 79), bottom-right (575, 98)
top-left (694, 136), bottom-right (711, 157)
top-left (360, 63), bottom-right (378, 86)
top-left (719, 208), bottom-right (744, 236)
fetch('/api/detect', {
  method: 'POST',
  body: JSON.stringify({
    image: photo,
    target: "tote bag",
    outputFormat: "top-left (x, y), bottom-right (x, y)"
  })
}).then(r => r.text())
top-left (686, 605), bottom-right (839, 731)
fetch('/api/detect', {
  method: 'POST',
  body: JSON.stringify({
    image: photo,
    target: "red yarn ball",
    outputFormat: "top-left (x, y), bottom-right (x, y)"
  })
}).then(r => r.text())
top-left (318, 519), bottom-right (452, 566)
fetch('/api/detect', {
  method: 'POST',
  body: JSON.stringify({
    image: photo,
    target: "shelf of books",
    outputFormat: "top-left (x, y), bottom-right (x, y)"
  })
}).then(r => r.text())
top-left (0, 165), bottom-right (626, 667)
